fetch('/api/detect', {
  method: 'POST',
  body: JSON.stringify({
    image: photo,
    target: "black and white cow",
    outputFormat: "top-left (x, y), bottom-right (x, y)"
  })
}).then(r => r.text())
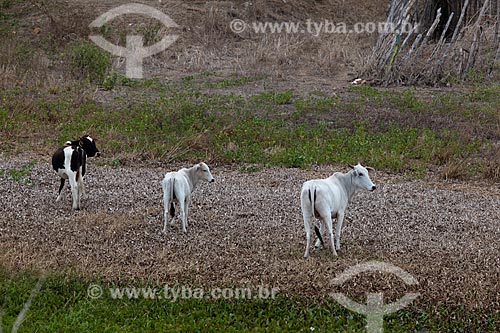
top-left (51, 135), bottom-right (100, 210)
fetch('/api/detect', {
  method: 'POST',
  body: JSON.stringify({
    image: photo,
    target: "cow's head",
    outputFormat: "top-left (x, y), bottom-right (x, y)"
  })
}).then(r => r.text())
top-left (196, 162), bottom-right (215, 183)
top-left (348, 163), bottom-right (376, 191)
top-left (79, 135), bottom-right (100, 157)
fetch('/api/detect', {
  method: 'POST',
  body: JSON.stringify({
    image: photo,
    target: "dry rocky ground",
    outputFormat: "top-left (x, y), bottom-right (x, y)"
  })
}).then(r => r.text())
top-left (0, 156), bottom-right (499, 312)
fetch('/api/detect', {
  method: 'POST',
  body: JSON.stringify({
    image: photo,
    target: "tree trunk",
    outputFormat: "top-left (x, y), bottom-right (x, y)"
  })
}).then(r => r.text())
top-left (422, 0), bottom-right (482, 39)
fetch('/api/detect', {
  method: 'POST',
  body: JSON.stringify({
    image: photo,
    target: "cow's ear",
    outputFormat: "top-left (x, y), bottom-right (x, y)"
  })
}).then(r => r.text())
top-left (348, 163), bottom-right (355, 169)
top-left (366, 166), bottom-right (375, 172)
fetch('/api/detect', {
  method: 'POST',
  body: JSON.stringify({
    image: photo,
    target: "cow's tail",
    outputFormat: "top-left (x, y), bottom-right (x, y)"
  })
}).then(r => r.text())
top-left (314, 224), bottom-right (323, 245)
top-left (309, 187), bottom-right (324, 245)
top-left (169, 178), bottom-right (175, 217)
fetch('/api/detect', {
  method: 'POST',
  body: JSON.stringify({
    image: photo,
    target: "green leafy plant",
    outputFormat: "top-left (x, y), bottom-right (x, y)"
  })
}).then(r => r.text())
top-left (68, 40), bottom-right (111, 84)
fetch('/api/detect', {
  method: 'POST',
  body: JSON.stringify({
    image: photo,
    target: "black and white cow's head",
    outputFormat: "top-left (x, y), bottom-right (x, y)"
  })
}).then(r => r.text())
top-left (52, 135), bottom-right (100, 174)
top-left (78, 135), bottom-right (100, 157)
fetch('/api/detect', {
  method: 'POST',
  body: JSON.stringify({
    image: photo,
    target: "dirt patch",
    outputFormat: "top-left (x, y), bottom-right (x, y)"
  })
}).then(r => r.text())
top-left (0, 157), bottom-right (499, 311)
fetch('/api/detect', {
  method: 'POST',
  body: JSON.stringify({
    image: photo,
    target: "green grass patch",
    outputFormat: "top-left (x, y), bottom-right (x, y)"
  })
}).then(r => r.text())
top-left (205, 75), bottom-right (267, 89)
top-left (1, 76), bottom-right (497, 178)
top-left (0, 160), bottom-right (35, 185)
top-left (0, 81), bottom-right (483, 175)
top-left (0, 0), bottom-right (18, 35)
top-left (250, 90), bottom-right (294, 105)
top-left (0, 269), bottom-right (497, 332)
top-left (389, 89), bottom-right (425, 113)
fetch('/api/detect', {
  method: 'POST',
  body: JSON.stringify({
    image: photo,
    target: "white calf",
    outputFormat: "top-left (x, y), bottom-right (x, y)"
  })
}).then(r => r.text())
top-left (301, 163), bottom-right (376, 258)
top-left (162, 162), bottom-right (215, 233)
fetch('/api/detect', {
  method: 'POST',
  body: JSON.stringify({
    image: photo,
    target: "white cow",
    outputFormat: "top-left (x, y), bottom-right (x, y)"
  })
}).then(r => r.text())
top-left (162, 162), bottom-right (215, 233)
top-left (301, 163), bottom-right (376, 258)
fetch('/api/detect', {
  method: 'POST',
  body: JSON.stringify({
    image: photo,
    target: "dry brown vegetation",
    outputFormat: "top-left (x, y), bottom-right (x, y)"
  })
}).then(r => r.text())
top-left (365, 0), bottom-right (500, 85)
top-left (1, 0), bottom-right (386, 91)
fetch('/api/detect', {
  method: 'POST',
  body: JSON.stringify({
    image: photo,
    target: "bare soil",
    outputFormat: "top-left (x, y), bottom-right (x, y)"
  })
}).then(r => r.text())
top-left (1, 156), bottom-right (499, 311)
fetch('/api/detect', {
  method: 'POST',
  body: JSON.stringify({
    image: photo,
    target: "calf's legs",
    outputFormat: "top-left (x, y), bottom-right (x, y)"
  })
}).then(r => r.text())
top-left (56, 178), bottom-right (66, 202)
top-left (303, 212), bottom-right (312, 259)
top-left (179, 197), bottom-right (190, 233)
top-left (162, 190), bottom-right (170, 233)
top-left (324, 215), bottom-right (338, 256)
top-left (335, 211), bottom-right (345, 251)
top-left (67, 172), bottom-right (80, 210)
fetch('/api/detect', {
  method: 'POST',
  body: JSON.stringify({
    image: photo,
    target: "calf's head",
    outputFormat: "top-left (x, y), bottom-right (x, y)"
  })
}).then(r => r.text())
top-left (348, 163), bottom-right (376, 191)
top-left (196, 162), bottom-right (215, 183)
top-left (79, 135), bottom-right (100, 157)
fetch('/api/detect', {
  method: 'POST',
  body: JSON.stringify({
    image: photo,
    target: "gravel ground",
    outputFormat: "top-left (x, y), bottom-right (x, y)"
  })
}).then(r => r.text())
top-left (1, 156), bottom-right (499, 311)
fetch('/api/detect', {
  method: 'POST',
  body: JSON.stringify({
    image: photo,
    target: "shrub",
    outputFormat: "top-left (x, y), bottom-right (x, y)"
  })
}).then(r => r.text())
top-left (68, 40), bottom-right (111, 84)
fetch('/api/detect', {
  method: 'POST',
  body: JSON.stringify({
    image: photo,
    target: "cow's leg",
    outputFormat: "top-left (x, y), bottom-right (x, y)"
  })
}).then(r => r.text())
top-left (170, 181), bottom-right (177, 227)
top-left (324, 214), bottom-right (338, 257)
top-left (162, 187), bottom-right (170, 233)
top-left (314, 221), bottom-right (325, 250)
top-left (56, 178), bottom-right (66, 202)
top-left (184, 198), bottom-right (190, 229)
top-left (179, 197), bottom-right (187, 233)
top-left (303, 211), bottom-right (311, 259)
top-left (180, 197), bottom-right (191, 233)
top-left (67, 171), bottom-right (79, 210)
top-left (76, 168), bottom-right (84, 209)
top-left (79, 173), bottom-right (85, 198)
top-left (335, 211), bottom-right (345, 251)
top-left (169, 202), bottom-right (177, 226)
